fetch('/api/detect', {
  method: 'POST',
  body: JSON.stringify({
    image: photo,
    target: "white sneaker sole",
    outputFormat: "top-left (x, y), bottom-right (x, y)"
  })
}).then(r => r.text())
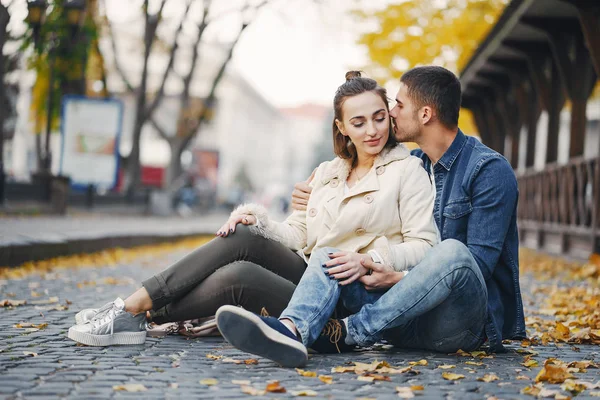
top-left (216, 305), bottom-right (308, 368)
top-left (67, 327), bottom-right (146, 346)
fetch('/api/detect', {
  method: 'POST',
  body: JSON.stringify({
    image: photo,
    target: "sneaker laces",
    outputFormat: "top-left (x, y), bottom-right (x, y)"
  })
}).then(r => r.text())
top-left (89, 301), bottom-right (116, 323)
top-left (321, 319), bottom-right (343, 353)
top-left (91, 305), bottom-right (120, 335)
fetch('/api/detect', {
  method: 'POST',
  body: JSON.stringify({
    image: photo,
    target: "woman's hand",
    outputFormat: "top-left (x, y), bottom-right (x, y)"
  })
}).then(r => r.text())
top-left (291, 169), bottom-right (316, 211)
top-left (324, 251), bottom-right (371, 286)
top-left (216, 214), bottom-right (257, 237)
top-left (358, 258), bottom-right (404, 290)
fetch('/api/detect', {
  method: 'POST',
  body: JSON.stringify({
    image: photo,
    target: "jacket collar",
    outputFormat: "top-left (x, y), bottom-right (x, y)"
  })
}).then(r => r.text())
top-left (321, 143), bottom-right (411, 183)
top-left (436, 129), bottom-right (467, 171)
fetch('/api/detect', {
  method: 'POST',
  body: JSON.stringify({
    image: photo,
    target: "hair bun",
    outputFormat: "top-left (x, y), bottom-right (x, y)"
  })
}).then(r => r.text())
top-left (345, 71), bottom-right (362, 81)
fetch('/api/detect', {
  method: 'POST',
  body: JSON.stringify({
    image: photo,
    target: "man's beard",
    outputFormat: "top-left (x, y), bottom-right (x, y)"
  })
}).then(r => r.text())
top-left (393, 123), bottom-right (419, 143)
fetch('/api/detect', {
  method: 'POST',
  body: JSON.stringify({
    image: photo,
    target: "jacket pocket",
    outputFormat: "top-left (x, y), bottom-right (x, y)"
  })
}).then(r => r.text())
top-left (442, 198), bottom-right (472, 241)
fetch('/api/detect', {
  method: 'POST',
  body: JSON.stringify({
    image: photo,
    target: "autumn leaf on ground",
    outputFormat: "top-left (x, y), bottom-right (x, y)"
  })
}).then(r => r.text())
top-left (199, 378), bottom-right (219, 386)
top-left (521, 357), bottom-right (539, 368)
top-left (409, 359), bottom-right (428, 366)
top-left (396, 386), bottom-right (416, 399)
top-left (363, 373), bottom-right (391, 381)
top-left (357, 376), bottom-right (375, 383)
top-left (465, 361), bottom-right (484, 366)
top-left (22, 351), bottom-right (38, 357)
top-left (568, 360), bottom-right (598, 370)
top-left (318, 375), bottom-right (333, 384)
top-left (244, 358), bottom-right (258, 365)
top-left (477, 373), bottom-right (499, 382)
top-left (231, 380), bottom-right (251, 386)
top-left (265, 381), bottom-right (286, 393)
top-left (13, 323), bottom-right (48, 330)
top-left (516, 374), bottom-right (531, 381)
top-left (295, 369), bottom-right (316, 377)
top-left (517, 348), bottom-right (539, 356)
top-left (437, 364), bottom-right (456, 369)
top-left (561, 380), bottom-right (589, 395)
top-left (296, 368), bottom-right (317, 377)
top-left (442, 372), bottom-right (465, 381)
top-left (535, 361), bottom-right (574, 384)
top-left (290, 390), bottom-right (318, 397)
top-left (1, 299), bottom-right (27, 307)
top-left (30, 297), bottom-right (59, 305)
top-left (241, 386), bottom-right (266, 396)
top-left (113, 384), bottom-right (147, 392)
top-left (206, 354), bottom-right (222, 360)
top-left (411, 385), bottom-right (424, 391)
top-left (222, 357), bottom-right (243, 364)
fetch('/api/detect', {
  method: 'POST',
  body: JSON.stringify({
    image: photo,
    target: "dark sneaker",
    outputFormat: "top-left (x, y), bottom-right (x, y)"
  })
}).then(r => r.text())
top-left (310, 319), bottom-right (355, 354)
top-left (67, 298), bottom-right (146, 346)
top-left (215, 305), bottom-right (308, 368)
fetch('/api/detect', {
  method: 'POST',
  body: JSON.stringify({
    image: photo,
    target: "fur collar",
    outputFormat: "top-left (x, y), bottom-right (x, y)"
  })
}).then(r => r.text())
top-left (320, 143), bottom-right (411, 184)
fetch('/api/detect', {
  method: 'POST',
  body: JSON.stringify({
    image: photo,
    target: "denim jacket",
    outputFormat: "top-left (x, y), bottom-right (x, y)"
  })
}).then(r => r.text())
top-left (412, 129), bottom-right (526, 352)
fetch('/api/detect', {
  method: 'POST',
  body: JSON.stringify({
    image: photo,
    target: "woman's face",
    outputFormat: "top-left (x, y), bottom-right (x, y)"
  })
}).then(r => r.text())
top-left (336, 91), bottom-right (390, 161)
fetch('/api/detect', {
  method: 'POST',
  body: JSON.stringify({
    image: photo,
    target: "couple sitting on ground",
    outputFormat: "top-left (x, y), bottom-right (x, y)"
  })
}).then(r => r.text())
top-left (68, 66), bottom-right (526, 367)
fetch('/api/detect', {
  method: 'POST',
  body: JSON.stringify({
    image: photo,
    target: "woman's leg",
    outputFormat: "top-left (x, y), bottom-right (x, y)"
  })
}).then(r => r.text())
top-left (124, 225), bottom-right (306, 314)
top-left (151, 261), bottom-right (298, 324)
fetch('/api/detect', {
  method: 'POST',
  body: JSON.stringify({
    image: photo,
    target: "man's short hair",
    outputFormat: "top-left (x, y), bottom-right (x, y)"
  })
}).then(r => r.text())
top-left (400, 66), bottom-right (461, 129)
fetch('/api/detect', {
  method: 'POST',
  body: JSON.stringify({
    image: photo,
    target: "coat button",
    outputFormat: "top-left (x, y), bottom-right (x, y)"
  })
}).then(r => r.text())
top-left (330, 178), bottom-right (339, 188)
top-left (376, 166), bottom-right (385, 175)
top-left (355, 228), bottom-right (366, 235)
top-left (309, 208), bottom-right (317, 217)
top-left (364, 194), bottom-right (374, 204)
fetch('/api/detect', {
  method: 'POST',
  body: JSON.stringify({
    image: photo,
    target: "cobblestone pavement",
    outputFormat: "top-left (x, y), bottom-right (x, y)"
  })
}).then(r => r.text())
top-left (1, 247), bottom-right (599, 400)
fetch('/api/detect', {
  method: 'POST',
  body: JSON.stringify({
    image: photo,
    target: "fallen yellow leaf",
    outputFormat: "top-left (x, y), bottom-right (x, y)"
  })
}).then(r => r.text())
top-left (244, 359), bottom-right (258, 365)
top-left (438, 364), bottom-right (456, 369)
top-left (535, 361), bottom-right (574, 384)
top-left (521, 358), bottom-right (539, 368)
top-left (442, 372), bottom-right (465, 381)
top-left (477, 373), bottom-right (499, 382)
top-left (409, 359), bottom-right (428, 366)
top-left (206, 354), bottom-right (221, 360)
top-left (411, 385), bottom-right (424, 391)
top-left (231, 380), bottom-right (251, 385)
top-left (1, 299), bottom-right (27, 307)
top-left (318, 375), bottom-right (333, 384)
top-left (199, 378), bottom-right (218, 386)
top-left (296, 368), bottom-right (317, 377)
top-left (22, 351), bottom-right (38, 357)
top-left (396, 386), bottom-right (415, 399)
top-left (290, 390), bottom-right (318, 397)
top-left (113, 384), bottom-right (147, 392)
top-left (465, 361), bottom-right (484, 366)
top-left (265, 381), bottom-right (286, 393)
top-left (357, 376), bottom-right (375, 382)
top-left (241, 385), bottom-right (265, 396)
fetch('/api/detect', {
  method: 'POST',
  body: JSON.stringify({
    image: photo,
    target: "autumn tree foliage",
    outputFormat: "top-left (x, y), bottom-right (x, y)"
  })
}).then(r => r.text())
top-left (355, 0), bottom-right (509, 134)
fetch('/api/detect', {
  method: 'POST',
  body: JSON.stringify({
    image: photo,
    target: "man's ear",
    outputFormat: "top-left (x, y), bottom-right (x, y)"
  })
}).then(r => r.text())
top-left (335, 119), bottom-right (347, 136)
top-left (419, 106), bottom-right (434, 125)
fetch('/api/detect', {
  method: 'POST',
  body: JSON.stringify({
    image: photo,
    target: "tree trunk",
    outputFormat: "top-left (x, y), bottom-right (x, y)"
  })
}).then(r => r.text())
top-left (0, 4), bottom-right (9, 205)
top-left (164, 137), bottom-right (185, 191)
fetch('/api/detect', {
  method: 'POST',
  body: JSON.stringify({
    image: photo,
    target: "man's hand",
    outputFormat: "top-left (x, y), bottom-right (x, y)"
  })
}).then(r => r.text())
top-left (359, 258), bottom-right (404, 290)
top-left (291, 169), bottom-right (316, 211)
top-left (216, 214), bottom-right (257, 237)
top-left (324, 251), bottom-right (371, 286)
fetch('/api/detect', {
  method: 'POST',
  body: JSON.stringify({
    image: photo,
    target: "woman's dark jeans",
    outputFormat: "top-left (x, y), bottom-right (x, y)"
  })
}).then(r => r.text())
top-left (142, 225), bottom-right (307, 324)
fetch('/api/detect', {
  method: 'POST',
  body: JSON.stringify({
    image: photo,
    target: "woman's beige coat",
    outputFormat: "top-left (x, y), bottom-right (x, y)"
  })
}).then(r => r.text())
top-left (231, 144), bottom-right (438, 272)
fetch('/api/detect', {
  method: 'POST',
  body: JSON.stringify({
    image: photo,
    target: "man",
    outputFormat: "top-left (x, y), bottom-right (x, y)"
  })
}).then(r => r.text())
top-left (290, 66), bottom-right (525, 353)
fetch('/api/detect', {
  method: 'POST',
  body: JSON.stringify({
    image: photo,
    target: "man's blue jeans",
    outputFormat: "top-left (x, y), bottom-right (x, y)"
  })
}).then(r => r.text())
top-left (279, 239), bottom-right (488, 353)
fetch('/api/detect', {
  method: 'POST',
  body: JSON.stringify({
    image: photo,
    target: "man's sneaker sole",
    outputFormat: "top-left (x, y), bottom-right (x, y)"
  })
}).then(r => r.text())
top-left (67, 327), bottom-right (146, 346)
top-left (216, 305), bottom-right (308, 368)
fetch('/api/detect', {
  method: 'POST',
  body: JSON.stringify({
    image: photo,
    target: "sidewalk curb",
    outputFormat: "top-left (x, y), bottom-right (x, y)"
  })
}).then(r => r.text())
top-left (0, 230), bottom-right (214, 268)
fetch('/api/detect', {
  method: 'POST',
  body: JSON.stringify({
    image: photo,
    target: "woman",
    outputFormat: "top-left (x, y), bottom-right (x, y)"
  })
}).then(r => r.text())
top-left (67, 71), bottom-right (437, 349)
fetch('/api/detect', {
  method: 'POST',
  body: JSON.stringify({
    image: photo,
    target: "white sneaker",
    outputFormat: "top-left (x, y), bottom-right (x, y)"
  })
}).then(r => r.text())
top-left (74, 299), bottom-right (116, 324)
top-left (68, 298), bottom-right (147, 346)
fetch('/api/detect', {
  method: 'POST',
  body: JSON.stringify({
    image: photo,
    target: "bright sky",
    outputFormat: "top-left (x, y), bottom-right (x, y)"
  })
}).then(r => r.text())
top-left (5, 0), bottom-right (393, 108)
top-left (231, 1), bottom-right (374, 107)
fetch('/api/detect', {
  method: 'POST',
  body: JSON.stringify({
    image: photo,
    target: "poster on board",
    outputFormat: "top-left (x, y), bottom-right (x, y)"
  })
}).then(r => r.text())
top-left (60, 96), bottom-right (124, 190)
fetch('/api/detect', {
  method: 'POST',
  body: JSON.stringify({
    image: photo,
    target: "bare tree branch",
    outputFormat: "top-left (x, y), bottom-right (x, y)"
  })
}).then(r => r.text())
top-left (105, 14), bottom-right (134, 92)
top-left (143, 0), bottom-right (193, 121)
top-left (149, 116), bottom-right (171, 141)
